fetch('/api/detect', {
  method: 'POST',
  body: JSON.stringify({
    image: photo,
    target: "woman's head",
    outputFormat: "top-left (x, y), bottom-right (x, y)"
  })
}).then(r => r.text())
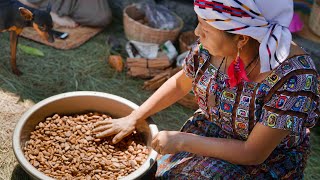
top-left (194, 0), bottom-right (293, 73)
top-left (195, 16), bottom-right (255, 58)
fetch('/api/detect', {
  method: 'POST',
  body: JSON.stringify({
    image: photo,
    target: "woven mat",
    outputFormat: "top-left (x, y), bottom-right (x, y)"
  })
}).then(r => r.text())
top-left (20, 26), bottom-right (103, 50)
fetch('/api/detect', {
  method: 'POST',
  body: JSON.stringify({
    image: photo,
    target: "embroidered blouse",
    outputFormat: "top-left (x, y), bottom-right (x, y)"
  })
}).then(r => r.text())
top-left (183, 42), bottom-right (319, 149)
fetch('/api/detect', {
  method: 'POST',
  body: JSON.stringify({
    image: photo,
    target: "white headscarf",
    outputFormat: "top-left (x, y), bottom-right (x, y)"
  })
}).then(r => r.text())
top-left (194, 0), bottom-right (293, 73)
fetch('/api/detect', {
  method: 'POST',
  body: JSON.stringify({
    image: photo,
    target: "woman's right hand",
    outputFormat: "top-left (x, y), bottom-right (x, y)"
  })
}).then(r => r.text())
top-left (92, 113), bottom-right (139, 144)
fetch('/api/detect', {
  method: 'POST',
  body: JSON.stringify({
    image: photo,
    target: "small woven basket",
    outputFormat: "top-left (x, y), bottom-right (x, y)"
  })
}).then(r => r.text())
top-left (178, 31), bottom-right (198, 53)
top-left (309, 0), bottom-right (320, 37)
top-left (123, 4), bottom-right (184, 44)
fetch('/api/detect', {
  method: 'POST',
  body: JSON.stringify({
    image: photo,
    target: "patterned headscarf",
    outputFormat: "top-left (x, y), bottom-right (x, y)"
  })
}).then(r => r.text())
top-left (194, 0), bottom-right (293, 73)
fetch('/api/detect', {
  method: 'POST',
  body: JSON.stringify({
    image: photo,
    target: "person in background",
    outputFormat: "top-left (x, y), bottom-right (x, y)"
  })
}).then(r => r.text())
top-left (93, 0), bottom-right (319, 179)
top-left (19, 0), bottom-right (112, 28)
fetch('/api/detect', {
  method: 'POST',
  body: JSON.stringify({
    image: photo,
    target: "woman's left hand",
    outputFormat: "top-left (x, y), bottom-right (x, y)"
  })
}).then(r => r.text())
top-left (151, 131), bottom-right (184, 155)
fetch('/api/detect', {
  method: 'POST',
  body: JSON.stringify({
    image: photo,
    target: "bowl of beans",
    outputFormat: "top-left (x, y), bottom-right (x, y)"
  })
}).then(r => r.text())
top-left (13, 91), bottom-right (159, 180)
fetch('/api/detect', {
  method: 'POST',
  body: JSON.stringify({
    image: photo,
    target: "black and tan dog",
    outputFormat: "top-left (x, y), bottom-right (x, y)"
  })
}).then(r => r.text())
top-left (0, 0), bottom-right (54, 75)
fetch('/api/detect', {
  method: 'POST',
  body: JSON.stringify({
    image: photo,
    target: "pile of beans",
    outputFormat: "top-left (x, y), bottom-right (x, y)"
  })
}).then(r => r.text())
top-left (24, 113), bottom-right (149, 180)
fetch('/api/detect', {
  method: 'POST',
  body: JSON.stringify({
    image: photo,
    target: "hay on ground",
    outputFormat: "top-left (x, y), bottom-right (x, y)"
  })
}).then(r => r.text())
top-left (0, 90), bottom-right (34, 180)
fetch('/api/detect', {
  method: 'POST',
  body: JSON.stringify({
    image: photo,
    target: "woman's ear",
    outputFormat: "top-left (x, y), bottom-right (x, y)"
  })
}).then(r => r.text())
top-left (237, 35), bottom-right (250, 49)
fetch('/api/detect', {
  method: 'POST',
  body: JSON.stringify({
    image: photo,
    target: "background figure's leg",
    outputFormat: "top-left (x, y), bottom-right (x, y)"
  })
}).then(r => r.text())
top-left (70, 0), bottom-right (112, 27)
top-left (18, 0), bottom-right (39, 8)
top-left (10, 31), bottom-right (21, 75)
top-left (50, 12), bottom-right (78, 28)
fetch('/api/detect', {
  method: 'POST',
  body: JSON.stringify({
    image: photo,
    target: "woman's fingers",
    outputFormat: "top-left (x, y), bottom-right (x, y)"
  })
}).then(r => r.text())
top-left (96, 128), bottom-right (118, 138)
top-left (92, 124), bottom-right (112, 133)
top-left (153, 143), bottom-right (161, 154)
top-left (93, 118), bottom-right (135, 143)
top-left (151, 137), bottom-right (160, 153)
top-left (151, 134), bottom-right (157, 148)
top-left (112, 130), bottom-right (130, 144)
top-left (94, 119), bottom-right (113, 127)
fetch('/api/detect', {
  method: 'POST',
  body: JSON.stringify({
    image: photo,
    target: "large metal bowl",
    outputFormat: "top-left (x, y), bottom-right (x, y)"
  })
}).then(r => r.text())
top-left (13, 91), bottom-right (158, 180)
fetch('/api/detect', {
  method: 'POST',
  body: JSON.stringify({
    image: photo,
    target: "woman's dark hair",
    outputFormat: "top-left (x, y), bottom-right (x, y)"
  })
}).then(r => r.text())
top-left (224, 31), bottom-right (236, 37)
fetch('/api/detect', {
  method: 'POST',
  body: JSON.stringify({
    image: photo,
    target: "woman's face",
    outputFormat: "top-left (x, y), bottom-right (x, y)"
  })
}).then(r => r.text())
top-left (195, 17), bottom-right (237, 57)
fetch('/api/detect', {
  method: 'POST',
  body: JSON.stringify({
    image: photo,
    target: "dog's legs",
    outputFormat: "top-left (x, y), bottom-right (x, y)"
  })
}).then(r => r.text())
top-left (10, 31), bottom-right (21, 76)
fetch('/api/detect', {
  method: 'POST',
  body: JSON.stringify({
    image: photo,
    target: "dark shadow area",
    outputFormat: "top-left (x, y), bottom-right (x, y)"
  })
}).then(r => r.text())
top-left (11, 165), bottom-right (32, 180)
top-left (140, 161), bottom-right (157, 180)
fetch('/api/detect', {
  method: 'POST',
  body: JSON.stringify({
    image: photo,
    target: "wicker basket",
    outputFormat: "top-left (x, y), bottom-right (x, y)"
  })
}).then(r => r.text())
top-left (123, 4), bottom-right (184, 44)
top-left (178, 31), bottom-right (198, 53)
top-left (309, 0), bottom-right (320, 37)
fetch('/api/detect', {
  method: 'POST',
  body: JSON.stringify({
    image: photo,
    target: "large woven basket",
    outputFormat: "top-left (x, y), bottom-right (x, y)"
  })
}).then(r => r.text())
top-left (123, 4), bottom-right (184, 44)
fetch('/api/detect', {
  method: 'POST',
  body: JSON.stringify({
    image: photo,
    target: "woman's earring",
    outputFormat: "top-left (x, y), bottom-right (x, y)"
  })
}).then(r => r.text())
top-left (227, 48), bottom-right (249, 87)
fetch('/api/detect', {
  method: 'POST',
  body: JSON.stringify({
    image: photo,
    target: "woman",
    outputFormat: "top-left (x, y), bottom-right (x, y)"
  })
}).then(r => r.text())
top-left (93, 0), bottom-right (319, 179)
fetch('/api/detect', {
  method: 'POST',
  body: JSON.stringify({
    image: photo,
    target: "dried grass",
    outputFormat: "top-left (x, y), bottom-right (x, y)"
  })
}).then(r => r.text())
top-left (0, 90), bottom-right (34, 180)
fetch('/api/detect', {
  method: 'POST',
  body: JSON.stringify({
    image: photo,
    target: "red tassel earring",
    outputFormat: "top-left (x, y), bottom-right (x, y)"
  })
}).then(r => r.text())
top-left (227, 48), bottom-right (249, 88)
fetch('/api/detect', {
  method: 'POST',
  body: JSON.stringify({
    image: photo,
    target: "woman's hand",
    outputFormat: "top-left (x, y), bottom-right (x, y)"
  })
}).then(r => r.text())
top-left (92, 114), bottom-right (138, 144)
top-left (151, 131), bottom-right (184, 155)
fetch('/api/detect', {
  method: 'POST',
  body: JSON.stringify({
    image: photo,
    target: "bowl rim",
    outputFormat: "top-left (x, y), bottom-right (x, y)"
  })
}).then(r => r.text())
top-left (13, 91), bottom-right (159, 180)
